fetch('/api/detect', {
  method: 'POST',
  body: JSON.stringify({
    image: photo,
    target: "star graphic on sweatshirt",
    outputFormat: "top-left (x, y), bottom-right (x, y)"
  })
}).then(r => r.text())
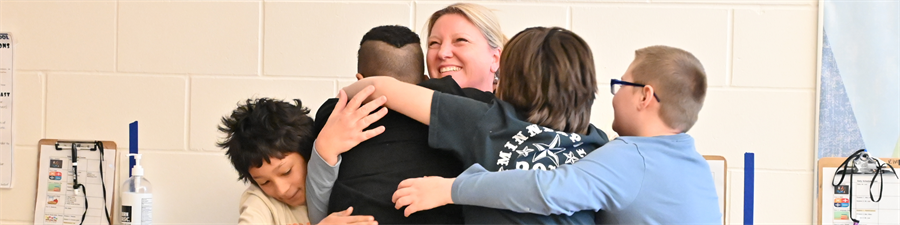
top-left (564, 152), bottom-right (579, 164)
top-left (532, 135), bottom-right (565, 166)
top-left (515, 146), bottom-right (535, 157)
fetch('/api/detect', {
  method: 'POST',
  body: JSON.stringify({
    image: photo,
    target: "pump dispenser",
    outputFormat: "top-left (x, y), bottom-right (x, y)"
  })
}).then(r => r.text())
top-left (120, 153), bottom-right (152, 225)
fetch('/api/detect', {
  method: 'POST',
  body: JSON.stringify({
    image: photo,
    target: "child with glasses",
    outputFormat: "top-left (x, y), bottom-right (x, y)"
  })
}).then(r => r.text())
top-left (391, 45), bottom-right (721, 224)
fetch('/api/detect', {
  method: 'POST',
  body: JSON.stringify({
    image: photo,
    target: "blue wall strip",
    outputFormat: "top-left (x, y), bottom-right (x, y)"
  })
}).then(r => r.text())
top-left (129, 121), bottom-right (138, 177)
top-left (744, 152), bottom-right (754, 225)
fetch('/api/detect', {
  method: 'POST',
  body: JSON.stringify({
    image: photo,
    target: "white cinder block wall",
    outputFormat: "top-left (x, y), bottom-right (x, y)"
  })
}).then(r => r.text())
top-left (0, 0), bottom-right (818, 224)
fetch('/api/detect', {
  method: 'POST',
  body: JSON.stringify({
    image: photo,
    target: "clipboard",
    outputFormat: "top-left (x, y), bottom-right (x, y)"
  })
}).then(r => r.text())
top-left (34, 139), bottom-right (117, 225)
top-left (704, 155), bottom-right (728, 225)
top-left (817, 157), bottom-right (900, 225)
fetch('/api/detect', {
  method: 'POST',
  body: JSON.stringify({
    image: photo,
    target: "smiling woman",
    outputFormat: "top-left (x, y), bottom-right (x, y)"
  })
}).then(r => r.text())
top-left (424, 3), bottom-right (507, 92)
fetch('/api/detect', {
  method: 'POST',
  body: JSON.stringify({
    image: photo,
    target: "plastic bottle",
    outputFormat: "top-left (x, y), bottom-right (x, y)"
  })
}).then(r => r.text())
top-left (120, 153), bottom-right (152, 225)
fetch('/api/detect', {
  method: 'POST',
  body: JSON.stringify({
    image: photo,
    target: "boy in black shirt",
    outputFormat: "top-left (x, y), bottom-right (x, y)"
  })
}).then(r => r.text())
top-left (306, 25), bottom-right (470, 224)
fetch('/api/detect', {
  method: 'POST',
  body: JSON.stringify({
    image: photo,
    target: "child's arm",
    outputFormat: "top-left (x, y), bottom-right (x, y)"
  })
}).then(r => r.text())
top-left (315, 87), bottom-right (388, 164)
top-left (344, 76), bottom-right (497, 165)
top-left (392, 140), bottom-right (644, 216)
top-left (308, 88), bottom-right (388, 222)
top-left (241, 188), bottom-right (376, 225)
top-left (308, 156), bottom-right (379, 225)
top-left (342, 76), bottom-right (434, 125)
top-left (306, 144), bottom-right (340, 223)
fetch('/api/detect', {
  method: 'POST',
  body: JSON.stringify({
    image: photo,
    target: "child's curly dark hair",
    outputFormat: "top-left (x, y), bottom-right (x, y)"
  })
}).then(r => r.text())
top-left (218, 98), bottom-right (315, 185)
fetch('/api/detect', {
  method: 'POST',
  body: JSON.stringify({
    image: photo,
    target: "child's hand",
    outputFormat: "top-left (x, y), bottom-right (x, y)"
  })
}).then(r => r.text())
top-left (391, 176), bottom-right (455, 217)
top-left (316, 86), bottom-right (388, 165)
top-left (317, 207), bottom-right (377, 225)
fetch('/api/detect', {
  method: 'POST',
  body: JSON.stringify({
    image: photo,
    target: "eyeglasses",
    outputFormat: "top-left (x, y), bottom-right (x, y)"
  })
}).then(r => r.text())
top-left (610, 79), bottom-right (661, 102)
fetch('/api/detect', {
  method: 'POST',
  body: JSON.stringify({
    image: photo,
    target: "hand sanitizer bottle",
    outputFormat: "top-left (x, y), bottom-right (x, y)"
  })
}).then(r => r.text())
top-left (120, 153), bottom-right (152, 225)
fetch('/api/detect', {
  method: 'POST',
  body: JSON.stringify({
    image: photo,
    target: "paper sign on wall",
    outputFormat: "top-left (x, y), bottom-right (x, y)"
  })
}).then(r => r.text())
top-left (0, 32), bottom-right (14, 189)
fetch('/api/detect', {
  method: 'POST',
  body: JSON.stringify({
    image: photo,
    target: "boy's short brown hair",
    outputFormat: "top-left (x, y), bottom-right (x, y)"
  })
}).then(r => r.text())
top-left (495, 27), bottom-right (597, 134)
top-left (631, 45), bottom-right (707, 132)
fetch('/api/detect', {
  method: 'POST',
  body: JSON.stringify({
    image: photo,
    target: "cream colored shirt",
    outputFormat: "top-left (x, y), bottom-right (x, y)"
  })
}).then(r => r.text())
top-left (239, 185), bottom-right (310, 225)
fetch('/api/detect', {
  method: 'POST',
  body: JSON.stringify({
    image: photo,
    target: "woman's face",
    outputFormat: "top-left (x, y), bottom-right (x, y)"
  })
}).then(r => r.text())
top-left (426, 13), bottom-right (500, 92)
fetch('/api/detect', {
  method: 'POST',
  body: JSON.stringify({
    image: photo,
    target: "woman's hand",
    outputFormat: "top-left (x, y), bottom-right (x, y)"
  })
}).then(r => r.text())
top-left (391, 177), bottom-right (455, 217)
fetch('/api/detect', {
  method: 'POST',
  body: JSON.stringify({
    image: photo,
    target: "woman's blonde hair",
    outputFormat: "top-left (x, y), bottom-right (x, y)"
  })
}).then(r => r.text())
top-left (426, 3), bottom-right (508, 50)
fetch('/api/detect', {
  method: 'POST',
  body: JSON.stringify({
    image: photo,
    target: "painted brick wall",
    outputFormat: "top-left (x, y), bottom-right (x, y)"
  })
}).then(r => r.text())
top-left (0, 0), bottom-right (818, 224)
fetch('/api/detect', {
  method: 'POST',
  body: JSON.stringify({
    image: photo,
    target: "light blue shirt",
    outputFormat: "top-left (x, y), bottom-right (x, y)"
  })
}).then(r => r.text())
top-left (451, 134), bottom-right (721, 224)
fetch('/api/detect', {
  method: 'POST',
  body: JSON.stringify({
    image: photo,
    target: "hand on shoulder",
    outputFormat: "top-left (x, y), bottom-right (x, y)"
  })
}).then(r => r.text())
top-left (315, 86), bottom-right (388, 165)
